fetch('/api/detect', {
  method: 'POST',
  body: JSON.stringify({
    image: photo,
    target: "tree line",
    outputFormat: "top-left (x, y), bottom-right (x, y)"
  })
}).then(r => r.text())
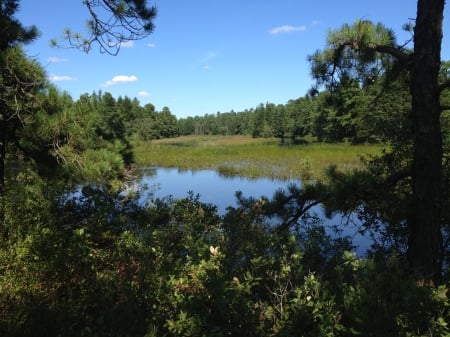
top-left (180, 62), bottom-right (448, 146)
top-left (93, 70), bottom-right (419, 145)
top-left (177, 74), bottom-right (413, 144)
top-left (24, 76), bottom-right (411, 146)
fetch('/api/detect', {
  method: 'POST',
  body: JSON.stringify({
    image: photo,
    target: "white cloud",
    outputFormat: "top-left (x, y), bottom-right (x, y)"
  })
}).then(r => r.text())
top-left (269, 25), bottom-right (307, 35)
top-left (47, 57), bottom-right (68, 63)
top-left (120, 40), bottom-right (134, 48)
top-left (102, 75), bottom-right (138, 87)
top-left (48, 74), bottom-right (77, 82)
top-left (311, 20), bottom-right (321, 26)
top-left (147, 43), bottom-right (156, 48)
top-left (138, 91), bottom-right (151, 98)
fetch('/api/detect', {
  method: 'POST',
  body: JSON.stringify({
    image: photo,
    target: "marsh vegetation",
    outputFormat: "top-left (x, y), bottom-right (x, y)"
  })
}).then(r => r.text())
top-left (133, 135), bottom-right (383, 181)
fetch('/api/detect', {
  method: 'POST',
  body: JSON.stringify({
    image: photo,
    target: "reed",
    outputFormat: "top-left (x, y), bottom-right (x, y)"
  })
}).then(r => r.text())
top-left (132, 136), bottom-right (383, 181)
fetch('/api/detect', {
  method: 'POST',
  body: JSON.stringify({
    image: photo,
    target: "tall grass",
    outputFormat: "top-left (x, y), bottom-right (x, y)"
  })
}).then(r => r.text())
top-left (132, 135), bottom-right (383, 181)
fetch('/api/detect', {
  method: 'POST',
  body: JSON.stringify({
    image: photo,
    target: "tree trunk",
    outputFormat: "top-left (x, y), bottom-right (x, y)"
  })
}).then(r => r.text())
top-left (408, 0), bottom-right (444, 284)
top-left (0, 115), bottom-right (5, 231)
top-left (0, 117), bottom-right (5, 194)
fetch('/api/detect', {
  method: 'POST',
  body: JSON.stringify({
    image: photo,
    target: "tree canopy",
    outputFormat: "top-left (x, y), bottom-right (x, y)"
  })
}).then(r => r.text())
top-left (308, 1), bottom-right (446, 284)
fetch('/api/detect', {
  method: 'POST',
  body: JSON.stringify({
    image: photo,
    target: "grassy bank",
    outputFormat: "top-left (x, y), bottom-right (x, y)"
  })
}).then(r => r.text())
top-left (132, 135), bottom-right (384, 180)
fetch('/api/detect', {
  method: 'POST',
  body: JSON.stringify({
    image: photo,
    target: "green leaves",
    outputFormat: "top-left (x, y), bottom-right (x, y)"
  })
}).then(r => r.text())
top-left (309, 20), bottom-right (403, 89)
top-left (1, 169), bottom-right (449, 336)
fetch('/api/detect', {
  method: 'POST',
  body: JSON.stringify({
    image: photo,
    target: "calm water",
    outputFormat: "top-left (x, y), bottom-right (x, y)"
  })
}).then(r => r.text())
top-left (138, 167), bottom-right (300, 213)
top-left (137, 167), bottom-right (371, 254)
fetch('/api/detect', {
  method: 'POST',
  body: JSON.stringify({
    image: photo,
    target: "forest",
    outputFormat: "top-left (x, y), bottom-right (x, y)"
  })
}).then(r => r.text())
top-left (1, 1), bottom-right (450, 336)
top-left (60, 59), bottom-right (448, 147)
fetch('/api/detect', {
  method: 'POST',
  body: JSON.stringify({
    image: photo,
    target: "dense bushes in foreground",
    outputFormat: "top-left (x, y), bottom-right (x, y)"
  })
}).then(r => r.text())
top-left (0, 175), bottom-right (448, 337)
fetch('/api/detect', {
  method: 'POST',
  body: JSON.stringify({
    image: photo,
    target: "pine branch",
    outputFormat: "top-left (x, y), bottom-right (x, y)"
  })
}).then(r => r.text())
top-left (372, 44), bottom-right (411, 65)
top-left (439, 79), bottom-right (450, 93)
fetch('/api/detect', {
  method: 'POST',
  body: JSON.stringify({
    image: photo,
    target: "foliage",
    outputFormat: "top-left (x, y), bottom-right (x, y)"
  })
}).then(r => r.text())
top-left (0, 45), bottom-right (45, 192)
top-left (308, 20), bottom-right (401, 89)
top-left (310, 10), bottom-right (448, 283)
top-left (1, 2), bottom-right (450, 336)
top-left (0, 0), bottom-right (39, 49)
top-left (175, 79), bottom-right (413, 146)
top-left (51, 0), bottom-right (157, 55)
top-left (12, 89), bottom-right (131, 188)
top-left (1, 175), bottom-right (449, 336)
top-left (0, 172), bottom-right (154, 336)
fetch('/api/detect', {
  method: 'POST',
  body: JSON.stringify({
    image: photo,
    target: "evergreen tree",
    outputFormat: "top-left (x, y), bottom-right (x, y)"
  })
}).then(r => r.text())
top-left (0, 46), bottom-right (44, 193)
top-left (52, 0), bottom-right (157, 55)
top-left (309, 2), bottom-right (447, 283)
top-left (0, 0), bottom-right (40, 193)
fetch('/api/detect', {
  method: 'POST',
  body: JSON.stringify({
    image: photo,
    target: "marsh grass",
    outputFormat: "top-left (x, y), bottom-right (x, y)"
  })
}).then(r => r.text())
top-left (132, 135), bottom-right (383, 180)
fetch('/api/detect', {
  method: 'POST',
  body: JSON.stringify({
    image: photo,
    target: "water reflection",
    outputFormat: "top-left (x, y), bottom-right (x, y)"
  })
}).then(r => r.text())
top-left (136, 167), bottom-right (371, 255)
top-left (137, 166), bottom-right (298, 213)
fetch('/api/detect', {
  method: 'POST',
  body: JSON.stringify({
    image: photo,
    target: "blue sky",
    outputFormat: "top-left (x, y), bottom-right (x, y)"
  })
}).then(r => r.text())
top-left (16, 1), bottom-right (450, 118)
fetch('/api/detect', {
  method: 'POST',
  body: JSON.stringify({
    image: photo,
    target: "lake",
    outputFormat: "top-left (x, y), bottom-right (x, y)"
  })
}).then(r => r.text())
top-left (136, 166), bottom-right (372, 254)
top-left (138, 166), bottom-right (300, 213)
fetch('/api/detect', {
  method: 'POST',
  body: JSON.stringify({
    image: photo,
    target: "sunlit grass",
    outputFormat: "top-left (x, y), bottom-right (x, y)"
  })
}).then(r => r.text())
top-left (132, 135), bottom-right (384, 181)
